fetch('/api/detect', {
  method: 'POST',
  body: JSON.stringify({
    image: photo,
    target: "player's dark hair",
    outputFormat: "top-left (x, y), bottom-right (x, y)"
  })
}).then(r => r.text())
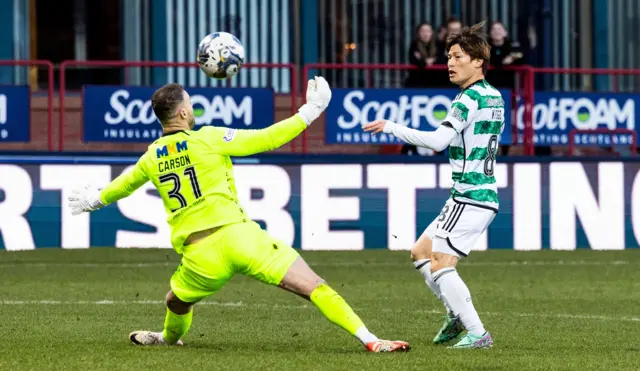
top-left (151, 83), bottom-right (185, 124)
top-left (446, 21), bottom-right (491, 75)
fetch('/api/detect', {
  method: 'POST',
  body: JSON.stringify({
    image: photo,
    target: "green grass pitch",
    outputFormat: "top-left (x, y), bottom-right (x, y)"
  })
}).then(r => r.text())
top-left (0, 248), bottom-right (639, 370)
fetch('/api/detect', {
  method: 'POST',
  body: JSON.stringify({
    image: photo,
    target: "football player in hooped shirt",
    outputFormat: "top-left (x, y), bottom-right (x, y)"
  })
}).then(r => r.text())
top-left (364, 21), bottom-right (503, 349)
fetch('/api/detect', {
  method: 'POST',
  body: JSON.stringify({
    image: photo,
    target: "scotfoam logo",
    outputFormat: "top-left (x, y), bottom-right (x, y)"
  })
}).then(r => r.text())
top-left (0, 94), bottom-right (6, 125)
top-left (156, 140), bottom-right (188, 158)
top-left (517, 97), bottom-right (635, 131)
top-left (190, 94), bottom-right (252, 126)
top-left (104, 90), bottom-right (252, 126)
top-left (336, 90), bottom-right (452, 130)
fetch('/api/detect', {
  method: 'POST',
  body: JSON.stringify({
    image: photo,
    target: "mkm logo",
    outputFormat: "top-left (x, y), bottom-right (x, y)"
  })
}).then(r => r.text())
top-left (156, 140), bottom-right (188, 158)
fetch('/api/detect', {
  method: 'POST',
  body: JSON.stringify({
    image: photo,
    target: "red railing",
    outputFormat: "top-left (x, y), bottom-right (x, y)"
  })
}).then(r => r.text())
top-left (59, 60), bottom-right (298, 151)
top-left (3, 60), bottom-right (640, 155)
top-left (0, 60), bottom-right (55, 151)
top-left (302, 63), bottom-right (535, 155)
top-left (533, 67), bottom-right (640, 92)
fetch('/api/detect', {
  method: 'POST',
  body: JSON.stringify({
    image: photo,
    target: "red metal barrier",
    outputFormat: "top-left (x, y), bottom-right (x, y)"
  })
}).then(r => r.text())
top-left (0, 60), bottom-right (55, 151)
top-left (59, 60), bottom-right (298, 152)
top-left (533, 67), bottom-right (640, 92)
top-left (302, 63), bottom-right (535, 155)
top-left (10, 60), bottom-right (638, 155)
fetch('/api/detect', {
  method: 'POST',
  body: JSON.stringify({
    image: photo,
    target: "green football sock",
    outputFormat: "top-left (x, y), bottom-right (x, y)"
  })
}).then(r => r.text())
top-left (310, 283), bottom-right (366, 336)
top-left (162, 307), bottom-right (193, 344)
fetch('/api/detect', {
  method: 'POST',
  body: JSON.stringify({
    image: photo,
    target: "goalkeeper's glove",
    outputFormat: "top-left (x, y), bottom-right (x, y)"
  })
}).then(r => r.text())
top-left (297, 76), bottom-right (332, 125)
top-left (68, 184), bottom-right (105, 215)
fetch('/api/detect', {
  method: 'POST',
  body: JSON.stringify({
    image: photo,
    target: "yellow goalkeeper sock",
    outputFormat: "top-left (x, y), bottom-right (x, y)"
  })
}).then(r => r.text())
top-left (310, 284), bottom-right (377, 344)
top-left (162, 307), bottom-right (193, 344)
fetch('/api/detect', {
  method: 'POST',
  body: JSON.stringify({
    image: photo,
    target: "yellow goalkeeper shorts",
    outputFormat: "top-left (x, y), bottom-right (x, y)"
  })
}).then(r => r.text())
top-left (169, 221), bottom-right (299, 303)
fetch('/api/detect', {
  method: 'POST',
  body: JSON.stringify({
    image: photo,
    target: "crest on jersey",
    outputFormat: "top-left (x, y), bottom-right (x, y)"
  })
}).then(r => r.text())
top-left (450, 106), bottom-right (466, 123)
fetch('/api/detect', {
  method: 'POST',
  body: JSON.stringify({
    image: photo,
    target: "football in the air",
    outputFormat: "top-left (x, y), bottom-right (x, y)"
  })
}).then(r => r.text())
top-left (197, 32), bottom-right (245, 79)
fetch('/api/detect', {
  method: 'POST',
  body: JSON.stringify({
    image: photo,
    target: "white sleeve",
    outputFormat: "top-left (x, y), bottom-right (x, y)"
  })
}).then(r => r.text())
top-left (383, 121), bottom-right (457, 152)
top-left (444, 93), bottom-right (478, 134)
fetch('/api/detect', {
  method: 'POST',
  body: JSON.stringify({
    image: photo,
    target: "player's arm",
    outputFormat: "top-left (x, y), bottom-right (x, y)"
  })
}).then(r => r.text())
top-left (381, 122), bottom-right (457, 152)
top-left (99, 158), bottom-right (150, 205)
top-left (363, 91), bottom-right (478, 152)
top-left (202, 76), bottom-right (332, 157)
top-left (202, 114), bottom-right (308, 156)
top-left (68, 156), bottom-right (149, 215)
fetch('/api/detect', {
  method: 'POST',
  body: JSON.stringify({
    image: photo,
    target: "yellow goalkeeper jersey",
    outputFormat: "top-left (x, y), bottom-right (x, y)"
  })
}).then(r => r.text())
top-left (99, 115), bottom-right (307, 253)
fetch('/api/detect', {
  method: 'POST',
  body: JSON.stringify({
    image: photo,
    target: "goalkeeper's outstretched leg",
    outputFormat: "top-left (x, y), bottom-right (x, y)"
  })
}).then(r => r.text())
top-left (129, 221), bottom-right (410, 352)
top-left (277, 256), bottom-right (410, 353)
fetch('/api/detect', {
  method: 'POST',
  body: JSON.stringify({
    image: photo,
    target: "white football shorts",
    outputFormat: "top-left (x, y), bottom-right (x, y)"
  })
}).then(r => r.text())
top-left (423, 197), bottom-right (496, 258)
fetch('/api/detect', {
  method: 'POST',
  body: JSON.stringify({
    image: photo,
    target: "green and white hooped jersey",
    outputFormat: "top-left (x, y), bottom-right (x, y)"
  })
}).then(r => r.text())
top-left (443, 79), bottom-right (505, 212)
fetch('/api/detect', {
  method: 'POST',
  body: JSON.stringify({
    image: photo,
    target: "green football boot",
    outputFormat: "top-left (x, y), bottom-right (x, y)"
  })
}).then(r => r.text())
top-left (448, 331), bottom-right (494, 349)
top-left (433, 313), bottom-right (464, 344)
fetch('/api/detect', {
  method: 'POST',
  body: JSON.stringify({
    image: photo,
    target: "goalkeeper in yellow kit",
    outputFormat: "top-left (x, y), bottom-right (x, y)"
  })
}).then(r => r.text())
top-left (68, 77), bottom-right (409, 353)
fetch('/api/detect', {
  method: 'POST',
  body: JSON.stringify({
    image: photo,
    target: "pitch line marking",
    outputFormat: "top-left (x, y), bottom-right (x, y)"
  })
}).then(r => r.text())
top-left (0, 299), bottom-right (638, 323)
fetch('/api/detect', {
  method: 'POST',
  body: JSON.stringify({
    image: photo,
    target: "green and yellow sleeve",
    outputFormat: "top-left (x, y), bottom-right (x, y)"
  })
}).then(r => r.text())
top-left (200, 114), bottom-right (308, 156)
top-left (99, 156), bottom-right (150, 205)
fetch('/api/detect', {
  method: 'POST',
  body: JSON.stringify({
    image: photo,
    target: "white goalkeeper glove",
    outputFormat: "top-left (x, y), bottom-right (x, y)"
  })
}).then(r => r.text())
top-left (297, 76), bottom-right (332, 125)
top-left (68, 184), bottom-right (105, 216)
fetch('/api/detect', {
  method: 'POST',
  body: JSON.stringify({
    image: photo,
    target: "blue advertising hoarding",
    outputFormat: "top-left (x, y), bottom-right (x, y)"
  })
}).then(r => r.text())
top-left (82, 86), bottom-right (275, 142)
top-left (325, 88), bottom-right (514, 146)
top-left (516, 92), bottom-right (639, 146)
top-left (0, 160), bottom-right (638, 251)
top-left (0, 86), bottom-right (30, 142)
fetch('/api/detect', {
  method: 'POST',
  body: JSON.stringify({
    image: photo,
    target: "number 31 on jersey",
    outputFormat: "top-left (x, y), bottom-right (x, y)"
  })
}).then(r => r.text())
top-left (159, 166), bottom-right (202, 212)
